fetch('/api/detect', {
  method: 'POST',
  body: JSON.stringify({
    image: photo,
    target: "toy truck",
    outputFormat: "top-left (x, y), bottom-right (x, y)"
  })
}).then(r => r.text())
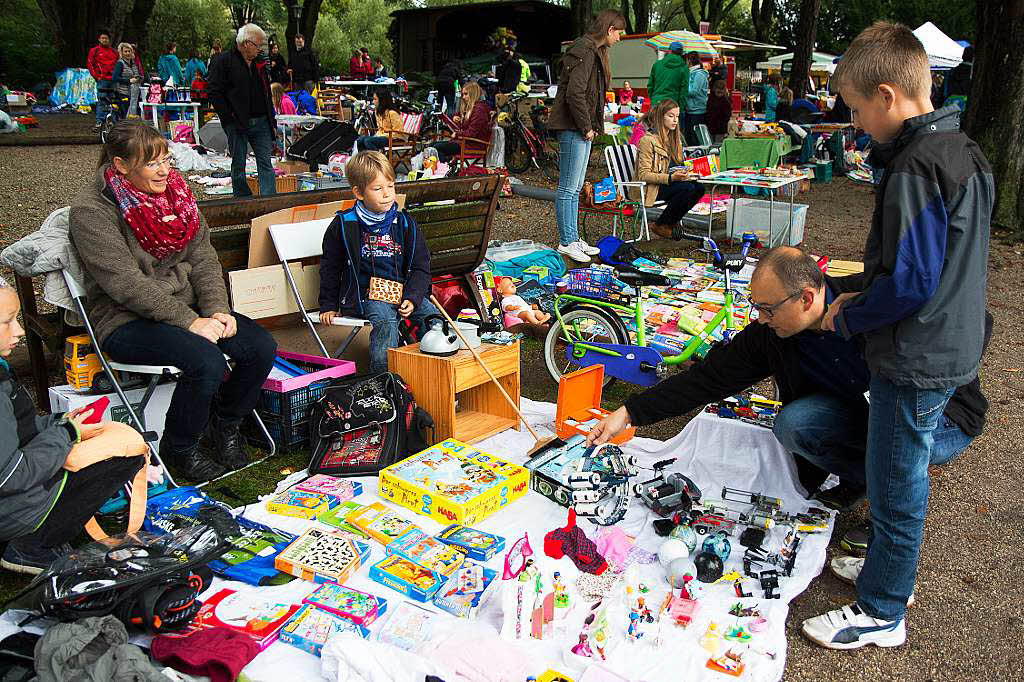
top-left (64, 334), bottom-right (145, 393)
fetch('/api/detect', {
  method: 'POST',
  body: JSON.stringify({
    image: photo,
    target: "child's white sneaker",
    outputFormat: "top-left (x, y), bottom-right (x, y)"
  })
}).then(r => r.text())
top-left (557, 242), bottom-right (591, 263)
top-left (574, 240), bottom-right (601, 255)
top-left (801, 602), bottom-right (906, 650)
top-left (830, 556), bottom-right (915, 606)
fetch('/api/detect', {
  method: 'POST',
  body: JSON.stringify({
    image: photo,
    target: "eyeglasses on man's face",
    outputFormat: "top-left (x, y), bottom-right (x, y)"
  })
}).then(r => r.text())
top-left (750, 290), bottom-right (801, 319)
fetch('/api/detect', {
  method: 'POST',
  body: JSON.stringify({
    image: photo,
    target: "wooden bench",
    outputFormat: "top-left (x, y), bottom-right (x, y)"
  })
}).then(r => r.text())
top-left (16, 175), bottom-right (502, 405)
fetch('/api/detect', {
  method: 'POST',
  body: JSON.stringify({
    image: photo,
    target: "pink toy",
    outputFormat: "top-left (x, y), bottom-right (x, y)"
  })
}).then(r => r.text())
top-left (594, 525), bottom-right (633, 567)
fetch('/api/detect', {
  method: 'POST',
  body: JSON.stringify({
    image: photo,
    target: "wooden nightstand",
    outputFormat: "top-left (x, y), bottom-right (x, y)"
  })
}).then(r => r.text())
top-left (388, 341), bottom-right (521, 444)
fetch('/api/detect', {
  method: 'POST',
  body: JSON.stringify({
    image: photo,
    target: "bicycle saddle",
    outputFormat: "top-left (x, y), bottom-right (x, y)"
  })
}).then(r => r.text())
top-left (617, 270), bottom-right (672, 287)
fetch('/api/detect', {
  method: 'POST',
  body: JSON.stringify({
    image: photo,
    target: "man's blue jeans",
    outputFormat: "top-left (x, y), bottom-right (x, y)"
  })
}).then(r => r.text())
top-left (95, 79), bottom-right (112, 124)
top-left (555, 130), bottom-right (593, 246)
top-left (363, 298), bottom-right (441, 374)
top-left (773, 380), bottom-right (963, 621)
top-left (224, 116), bottom-right (276, 197)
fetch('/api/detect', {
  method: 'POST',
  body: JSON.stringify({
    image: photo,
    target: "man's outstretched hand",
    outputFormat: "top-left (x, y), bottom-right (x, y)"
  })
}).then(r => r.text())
top-left (586, 405), bottom-right (632, 446)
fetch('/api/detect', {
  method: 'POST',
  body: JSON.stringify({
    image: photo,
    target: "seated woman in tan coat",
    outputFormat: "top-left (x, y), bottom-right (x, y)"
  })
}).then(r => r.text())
top-left (634, 98), bottom-right (705, 240)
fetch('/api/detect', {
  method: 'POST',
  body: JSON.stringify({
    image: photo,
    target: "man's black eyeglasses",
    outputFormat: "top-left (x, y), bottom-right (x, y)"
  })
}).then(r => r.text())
top-left (751, 290), bottom-right (801, 319)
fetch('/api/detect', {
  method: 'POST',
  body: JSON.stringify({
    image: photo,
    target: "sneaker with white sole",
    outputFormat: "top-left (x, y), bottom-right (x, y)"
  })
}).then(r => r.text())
top-left (801, 602), bottom-right (906, 650)
top-left (557, 242), bottom-right (591, 263)
top-left (830, 556), bottom-right (915, 606)
top-left (574, 240), bottom-right (601, 255)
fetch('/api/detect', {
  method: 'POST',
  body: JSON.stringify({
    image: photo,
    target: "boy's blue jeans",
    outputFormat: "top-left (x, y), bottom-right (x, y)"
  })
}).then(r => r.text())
top-left (363, 298), bottom-right (441, 374)
top-left (555, 130), bottom-right (593, 246)
top-left (773, 379), bottom-right (959, 622)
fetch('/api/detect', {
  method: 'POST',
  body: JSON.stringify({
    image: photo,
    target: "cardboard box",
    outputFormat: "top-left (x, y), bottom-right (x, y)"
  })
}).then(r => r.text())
top-left (48, 382), bottom-right (174, 449)
top-left (276, 159), bottom-right (311, 175)
top-left (228, 261), bottom-right (318, 319)
top-left (378, 439), bottom-right (530, 525)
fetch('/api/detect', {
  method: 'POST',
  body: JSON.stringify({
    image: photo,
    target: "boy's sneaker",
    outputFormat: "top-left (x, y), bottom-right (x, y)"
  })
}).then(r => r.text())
top-left (801, 602), bottom-right (906, 650)
top-left (575, 240), bottom-right (601, 255)
top-left (1, 539), bottom-right (72, 576)
top-left (557, 242), bottom-right (591, 263)
top-left (814, 480), bottom-right (866, 512)
top-left (830, 556), bottom-right (915, 606)
top-left (839, 522), bottom-right (870, 556)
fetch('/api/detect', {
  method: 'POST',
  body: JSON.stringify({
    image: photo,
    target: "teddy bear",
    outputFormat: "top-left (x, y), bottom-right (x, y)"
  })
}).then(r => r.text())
top-left (495, 277), bottom-right (551, 327)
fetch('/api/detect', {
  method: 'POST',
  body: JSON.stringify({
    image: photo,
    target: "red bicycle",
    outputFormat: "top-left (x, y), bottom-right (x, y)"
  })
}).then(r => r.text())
top-left (501, 93), bottom-right (559, 180)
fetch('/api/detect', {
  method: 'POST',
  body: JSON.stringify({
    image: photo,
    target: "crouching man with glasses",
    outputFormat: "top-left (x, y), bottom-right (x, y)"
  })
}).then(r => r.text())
top-left (588, 246), bottom-right (989, 556)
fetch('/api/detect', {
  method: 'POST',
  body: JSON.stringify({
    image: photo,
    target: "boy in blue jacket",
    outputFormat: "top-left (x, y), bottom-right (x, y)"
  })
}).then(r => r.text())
top-left (809, 22), bottom-right (994, 649)
top-left (319, 151), bottom-right (439, 374)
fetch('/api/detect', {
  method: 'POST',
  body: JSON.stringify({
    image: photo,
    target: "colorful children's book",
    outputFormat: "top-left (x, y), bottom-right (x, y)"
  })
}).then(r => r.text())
top-left (318, 500), bottom-right (368, 537)
top-left (431, 562), bottom-right (498, 618)
top-left (302, 583), bottom-right (387, 626)
top-left (278, 604), bottom-right (369, 656)
top-left (385, 528), bottom-right (465, 578)
top-left (369, 555), bottom-right (445, 602)
top-left (266, 489), bottom-right (338, 520)
top-left (435, 524), bottom-right (506, 561)
top-left (173, 588), bottom-right (300, 650)
top-left (275, 527), bottom-right (371, 584)
top-left (374, 601), bottom-right (440, 651)
top-left (345, 502), bottom-right (419, 546)
top-left (293, 475), bottom-right (363, 504)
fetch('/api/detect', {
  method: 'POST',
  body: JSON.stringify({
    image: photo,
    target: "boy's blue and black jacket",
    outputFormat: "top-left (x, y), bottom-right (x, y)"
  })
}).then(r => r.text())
top-left (318, 206), bottom-right (431, 317)
top-left (835, 106), bottom-right (994, 389)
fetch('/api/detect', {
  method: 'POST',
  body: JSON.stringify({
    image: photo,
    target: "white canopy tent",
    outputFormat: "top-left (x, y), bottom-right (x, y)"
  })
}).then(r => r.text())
top-left (912, 21), bottom-right (965, 69)
top-left (755, 51), bottom-right (838, 74)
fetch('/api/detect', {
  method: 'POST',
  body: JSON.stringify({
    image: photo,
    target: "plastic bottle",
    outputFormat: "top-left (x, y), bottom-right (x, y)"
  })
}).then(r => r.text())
top-left (454, 79), bottom-right (461, 104)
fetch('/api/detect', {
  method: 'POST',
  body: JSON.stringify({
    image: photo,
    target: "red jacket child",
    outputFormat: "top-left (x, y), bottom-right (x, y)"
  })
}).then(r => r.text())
top-left (87, 43), bottom-right (118, 82)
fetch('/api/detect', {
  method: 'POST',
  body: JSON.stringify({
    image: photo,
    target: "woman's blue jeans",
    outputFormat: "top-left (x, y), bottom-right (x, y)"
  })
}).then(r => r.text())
top-left (555, 130), bottom-right (593, 245)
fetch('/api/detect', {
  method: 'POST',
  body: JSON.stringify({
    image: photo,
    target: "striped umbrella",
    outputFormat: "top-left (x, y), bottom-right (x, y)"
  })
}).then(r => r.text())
top-left (643, 30), bottom-right (717, 56)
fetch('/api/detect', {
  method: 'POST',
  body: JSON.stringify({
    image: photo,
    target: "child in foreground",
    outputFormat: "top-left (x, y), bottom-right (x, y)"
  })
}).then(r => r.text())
top-left (811, 21), bottom-right (993, 650)
top-left (318, 151), bottom-right (440, 374)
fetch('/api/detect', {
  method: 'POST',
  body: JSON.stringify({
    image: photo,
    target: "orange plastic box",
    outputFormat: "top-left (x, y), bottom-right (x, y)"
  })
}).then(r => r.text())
top-left (555, 365), bottom-right (635, 444)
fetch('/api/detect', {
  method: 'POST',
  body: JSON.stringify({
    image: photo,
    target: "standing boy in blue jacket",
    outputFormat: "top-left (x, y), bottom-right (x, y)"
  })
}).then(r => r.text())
top-left (809, 22), bottom-right (994, 649)
top-left (318, 151), bottom-right (440, 374)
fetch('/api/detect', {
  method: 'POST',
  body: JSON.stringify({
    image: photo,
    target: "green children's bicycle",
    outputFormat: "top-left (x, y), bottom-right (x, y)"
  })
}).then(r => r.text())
top-left (543, 233), bottom-right (758, 387)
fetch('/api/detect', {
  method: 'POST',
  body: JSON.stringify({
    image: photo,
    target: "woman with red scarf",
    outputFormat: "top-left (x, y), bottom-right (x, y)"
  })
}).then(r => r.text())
top-left (69, 121), bottom-right (276, 482)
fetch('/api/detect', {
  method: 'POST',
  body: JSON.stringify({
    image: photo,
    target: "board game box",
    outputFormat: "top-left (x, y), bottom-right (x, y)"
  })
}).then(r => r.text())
top-left (385, 528), bottom-right (465, 578)
top-left (375, 601), bottom-right (441, 651)
top-left (278, 604), bottom-right (370, 656)
top-left (431, 561), bottom-right (498, 618)
top-left (378, 439), bottom-right (530, 525)
top-left (344, 502), bottom-right (420, 545)
top-left (265, 489), bottom-right (338, 520)
top-left (435, 524), bottom-right (505, 561)
top-left (171, 588), bottom-right (300, 650)
top-left (369, 555), bottom-right (445, 602)
top-left (318, 500), bottom-right (368, 536)
top-left (302, 583), bottom-right (387, 626)
top-left (275, 527), bottom-right (371, 584)
top-left (293, 475), bottom-right (363, 504)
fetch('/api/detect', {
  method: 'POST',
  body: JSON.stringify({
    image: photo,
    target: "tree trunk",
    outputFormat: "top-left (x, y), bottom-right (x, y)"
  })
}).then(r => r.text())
top-left (569, 0), bottom-right (594, 38)
top-left (619, 0), bottom-right (634, 35)
top-left (37, 0), bottom-right (150, 70)
top-left (787, 0), bottom-right (820, 99)
top-left (750, 0), bottom-right (775, 43)
top-left (963, 0), bottom-right (1024, 236)
top-left (283, 0), bottom-right (325, 47)
top-left (633, 0), bottom-right (650, 33)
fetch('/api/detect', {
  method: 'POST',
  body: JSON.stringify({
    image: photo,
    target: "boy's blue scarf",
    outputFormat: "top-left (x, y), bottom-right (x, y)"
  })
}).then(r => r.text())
top-left (354, 201), bottom-right (398, 233)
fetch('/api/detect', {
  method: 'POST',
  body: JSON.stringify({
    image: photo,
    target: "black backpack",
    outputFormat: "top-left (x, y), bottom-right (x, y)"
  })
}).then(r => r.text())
top-left (308, 372), bottom-right (433, 476)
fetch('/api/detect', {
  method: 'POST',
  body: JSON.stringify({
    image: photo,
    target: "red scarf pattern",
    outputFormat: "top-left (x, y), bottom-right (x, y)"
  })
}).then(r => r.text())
top-left (104, 166), bottom-right (200, 260)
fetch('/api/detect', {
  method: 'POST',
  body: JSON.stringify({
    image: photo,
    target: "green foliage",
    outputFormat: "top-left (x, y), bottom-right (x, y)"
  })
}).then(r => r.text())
top-left (144, 0), bottom-right (235, 65)
top-left (313, 0), bottom-right (400, 75)
top-left (0, 0), bottom-right (58, 88)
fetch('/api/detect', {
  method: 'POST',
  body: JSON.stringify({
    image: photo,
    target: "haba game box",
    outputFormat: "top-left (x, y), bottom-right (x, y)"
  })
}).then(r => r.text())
top-left (278, 604), bottom-right (369, 657)
top-left (344, 502), bottom-right (420, 545)
top-left (292, 475), bottom-right (363, 505)
top-left (378, 439), bottom-right (530, 525)
top-left (265, 489), bottom-right (338, 520)
top-left (302, 583), bottom-right (387, 626)
top-left (171, 588), bottom-right (301, 649)
top-left (318, 500), bottom-right (368, 537)
top-left (368, 555), bottom-right (446, 602)
top-left (275, 527), bottom-right (371, 584)
top-left (385, 528), bottom-right (465, 579)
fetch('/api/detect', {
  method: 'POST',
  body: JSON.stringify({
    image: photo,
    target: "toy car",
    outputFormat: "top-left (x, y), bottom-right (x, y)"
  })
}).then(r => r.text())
top-left (686, 509), bottom-right (738, 536)
top-left (634, 471), bottom-right (702, 517)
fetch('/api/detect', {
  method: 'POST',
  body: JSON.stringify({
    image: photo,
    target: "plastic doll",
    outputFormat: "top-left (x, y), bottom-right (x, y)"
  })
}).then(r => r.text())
top-left (495, 277), bottom-right (551, 326)
top-left (627, 611), bottom-right (643, 640)
top-left (571, 632), bottom-right (593, 657)
top-left (553, 572), bottom-right (569, 609)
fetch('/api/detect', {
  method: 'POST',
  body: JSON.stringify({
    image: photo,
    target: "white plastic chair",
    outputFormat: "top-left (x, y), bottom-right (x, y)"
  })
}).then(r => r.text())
top-left (62, 269), bottom-right (277, 487)
top-left (268, 218), bottom-right (371, 359)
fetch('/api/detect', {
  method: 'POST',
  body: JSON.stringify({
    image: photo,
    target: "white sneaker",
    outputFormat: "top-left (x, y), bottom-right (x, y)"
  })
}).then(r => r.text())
top-left (801, 602), bottom-right (906, 650)
top-left (558, 242), bottom-right (591, 263)
top-left (575, 240), bottom-right (600, 255)
top-left (830, 556), bottom-right (915, 606)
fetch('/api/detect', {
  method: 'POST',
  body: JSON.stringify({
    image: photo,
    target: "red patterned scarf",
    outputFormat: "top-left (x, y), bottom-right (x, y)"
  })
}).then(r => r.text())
top-left (104, 166), bottom-right (200, 260)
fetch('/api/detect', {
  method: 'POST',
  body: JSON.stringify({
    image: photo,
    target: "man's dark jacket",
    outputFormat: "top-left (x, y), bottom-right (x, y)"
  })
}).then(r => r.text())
top-left (207, 48), bottom-right (275, 129)
top-left (625, 275), bottom-right (991, 438)
top-left (289, 46), bottom-right (320, 84)
top-left (318, 207), bottom-right (431, 317)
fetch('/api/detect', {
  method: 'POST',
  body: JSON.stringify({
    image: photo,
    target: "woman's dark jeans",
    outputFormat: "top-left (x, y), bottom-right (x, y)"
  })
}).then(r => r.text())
top-left (104, 313), bottom-right (277, 448)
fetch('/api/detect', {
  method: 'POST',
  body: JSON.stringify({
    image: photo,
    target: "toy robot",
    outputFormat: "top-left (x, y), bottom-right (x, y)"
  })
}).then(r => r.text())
top-left (561, 443), bottom-right (638, 525)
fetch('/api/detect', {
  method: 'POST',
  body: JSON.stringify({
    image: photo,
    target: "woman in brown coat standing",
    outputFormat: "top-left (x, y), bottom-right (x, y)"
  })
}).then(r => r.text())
top-left (547, 10), bottom-right (626, 264)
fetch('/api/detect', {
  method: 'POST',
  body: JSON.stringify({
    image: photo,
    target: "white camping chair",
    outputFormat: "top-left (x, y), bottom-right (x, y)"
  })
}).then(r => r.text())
top-left (62, 270), bottom-right (277, 488)
top-left (268, 219), bottom-right (371, 359)
top-left (604, 143), bottom-right (654, 242)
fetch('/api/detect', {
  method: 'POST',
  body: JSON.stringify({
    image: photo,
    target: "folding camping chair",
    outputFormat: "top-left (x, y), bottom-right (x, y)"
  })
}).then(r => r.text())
top-left (604, 143), bottom-right (654, 242)
top-left (385, 111), bottom-right (424, 170)
top-left (61, 270), bottom-right (277, 488)
top-left (267, 219), bottom-right (371, 360)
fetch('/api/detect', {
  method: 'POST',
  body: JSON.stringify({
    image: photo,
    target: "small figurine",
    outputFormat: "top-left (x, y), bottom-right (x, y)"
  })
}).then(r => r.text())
top-left (570, 631), bottom-right (593, 658)
top-left (553, 572), bottom-right (569, 609)
top-left (728, 602), bottom-right (761, 618)
top-left (635, 597), bottom-right (653, 623)
top-left (699, 622), bottom-right (721, 654)
top-left (723, 625), bottom-right (751, 642)
top-left (706, 648), bottom-right (745, 677)
top-left (627, 611), bottom-right (643, 640)
top-left (496, 277), bottom-right (551, 327)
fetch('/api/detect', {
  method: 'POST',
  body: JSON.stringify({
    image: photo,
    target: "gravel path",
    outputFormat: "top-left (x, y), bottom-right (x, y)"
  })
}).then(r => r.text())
top-left (1, 118), bottom-right (1022, 680)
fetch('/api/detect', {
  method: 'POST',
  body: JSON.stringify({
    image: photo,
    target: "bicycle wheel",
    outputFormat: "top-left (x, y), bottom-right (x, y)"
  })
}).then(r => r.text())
top-left (538, 140), bottom-right (561, 182)
top-left (544, 306), bottom-right (627, 386)
top-left (505, 127), bottom-right (532, 174)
